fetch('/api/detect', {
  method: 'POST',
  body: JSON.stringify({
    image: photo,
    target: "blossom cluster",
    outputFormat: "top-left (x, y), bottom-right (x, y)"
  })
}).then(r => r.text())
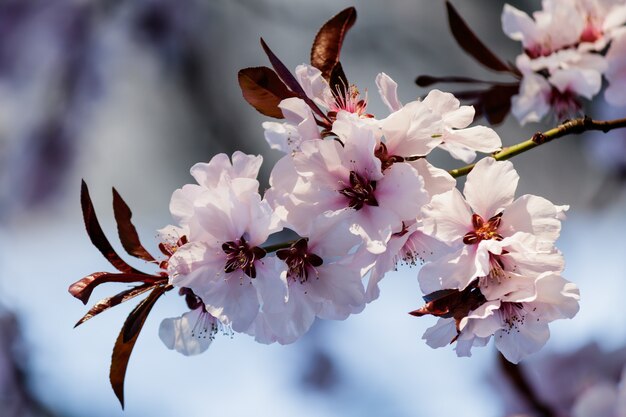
top-left (504, 0), bottom-right (626, 124)
top-left (158, 60), bottom-right (579, 362)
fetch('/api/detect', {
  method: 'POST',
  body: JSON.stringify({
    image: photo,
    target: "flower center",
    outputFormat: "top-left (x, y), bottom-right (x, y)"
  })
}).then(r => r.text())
top-left (339, 171), bottom-right (379, 210)
top-left (375, 142), bottom-right (404, 171)
top-left (328, 83), bottom-right (369, 117)
top-left (499, 302), bottom-right (526, 334)
top-left (463, 213), bottom-right (503, 245)
top-left (222, 236), bottom-right (266, 278)
top-left (276, 238), bottom-right (323, 284)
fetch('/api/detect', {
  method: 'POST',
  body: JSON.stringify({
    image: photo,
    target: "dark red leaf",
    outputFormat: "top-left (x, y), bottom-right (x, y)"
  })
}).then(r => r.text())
top-left (446, 2), bottom-right (514, 74)
top-left (112, 188), bottom-right (156, 262)
top-left (69, 271), bottom-right (162, 305)
top-left (415, 74), bottom-right (493, 87)
top-left (110, 285), bottom-right (166, 409)
top-left (122, 285), bottom-right (167, 343)
top-left (310, 7), bottom-right (357, 80)
top-left (260, 38), bottom-right (330, 123)
top-left (238, 66), bottom-right (296, 118)
top-left (74, 283), bottom-right (157, 327)
top-left (81, 180), bottom-right (141, 274)
top-left (409, 283), bottom-right (486, 324)
top-left (328, 61), bottom-right (349, 97)
top-left (480, 83), bottom-right (519, 125)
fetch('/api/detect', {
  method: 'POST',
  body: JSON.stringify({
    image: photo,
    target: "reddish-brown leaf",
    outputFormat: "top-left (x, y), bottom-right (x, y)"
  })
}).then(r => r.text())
top-left (415, 74), bottom-right (493, 87)
top-left (74, 283), bottom-right (157, 327)
top-left (409, 284), bottom-right (486, 323)
top-left (112, 188), bottom-right (156, 262)
top-left (110, 285), bottom-right (166, 409)
top-left (446, 2), bottom-right (514, 74)
top-left (310, 7), bottom-right (356, 80)
top-left (260, 38), bottom-right (330, 123)
top-left (480, 83), bottom-right (519, 125)
top-left (238, 67), bottom-right (296, 118)
top-left (81, 180), bottom-right (141, 274)
top-left (328, 61), bottom-right (349, 97)
top-left (69, 271), bottom-right (162, 305)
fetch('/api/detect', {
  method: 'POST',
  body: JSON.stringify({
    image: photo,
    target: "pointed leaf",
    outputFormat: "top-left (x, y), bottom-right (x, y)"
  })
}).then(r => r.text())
top-left (74, 283), bottom-right (157, 327)
top-left (81, 180), bottom-right (141, 274)
top-left (122, 285), bottom-right (167, 343)
top-left (328, 61), bottom-right (349, 97)
top-left (69, 271), bottom-right (162, 305)
top-left (415, 74), bottom-right (493, 87)
top-left (112, 188), bottom-right (156, 262)
top-left (480, 83), bottom-right (519, 125)
top-left (310, 7), bottom-right (357, 80)
top-left (446, 1), bottom-right (514, 74)
top-left (110, 285), bottom-right (166, 408)
top-left (238, 66), bottom-right (296, 118)
top-left (260, 38), bottom-right (330, 123)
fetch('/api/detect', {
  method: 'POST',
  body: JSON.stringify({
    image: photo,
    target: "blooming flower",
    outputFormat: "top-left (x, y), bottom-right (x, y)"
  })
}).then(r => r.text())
top-left (164, 153), bottom-right (287, 332)
top-left (422, 272), bottom-right (580, 363)
top-left (268, 114), bottom-right (428, 254)
top-left (248, 216), bottom-right (366, 344)
top-left (419, 157), bottom-right (567, 294)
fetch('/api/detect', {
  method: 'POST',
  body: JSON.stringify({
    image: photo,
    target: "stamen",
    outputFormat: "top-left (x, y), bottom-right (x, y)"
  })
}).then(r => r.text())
top-left (222, 236), bottom-right (266, 278)
top-left (339, 171), bottom-right (378, 210)
top-left (276, 238), bottom-right (324, 284)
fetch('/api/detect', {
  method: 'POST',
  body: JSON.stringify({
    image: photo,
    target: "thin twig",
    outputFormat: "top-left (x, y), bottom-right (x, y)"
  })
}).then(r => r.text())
top-left (448, 116), bottom-right (626, 178)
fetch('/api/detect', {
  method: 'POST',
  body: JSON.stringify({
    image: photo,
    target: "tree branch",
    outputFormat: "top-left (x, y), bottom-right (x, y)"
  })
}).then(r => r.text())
top-left (448, 116), bottom-right (626, 178)
top-left (498, 353), bottom-right (556, 417)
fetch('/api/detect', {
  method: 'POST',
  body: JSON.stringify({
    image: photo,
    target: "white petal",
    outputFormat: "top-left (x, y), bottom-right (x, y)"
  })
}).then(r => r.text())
top-left (464, 158), bottom-right (519, 219)
top-left (376, 162), bottom-right (428, 221)
top-left (495, 319), bottom-right (550, 364)
top-left (443, 125), bottom-right (502, 155)
top-left (158, 309), bottom-right (213, 356)
top-left (501, 194), bottom-right (563, 245)
top-left (422, 318), bottom-right (457, 348)
top-left (421, 188), bottom-right (473, 242)
top-left (376, 72), bottom-right (402, 112)
top-left (411, 159), bottom-right (456, 197)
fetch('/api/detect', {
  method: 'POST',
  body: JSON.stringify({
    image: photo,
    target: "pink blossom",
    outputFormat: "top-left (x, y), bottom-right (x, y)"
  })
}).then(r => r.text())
top-left (419, 157), bottom-right (567, 294)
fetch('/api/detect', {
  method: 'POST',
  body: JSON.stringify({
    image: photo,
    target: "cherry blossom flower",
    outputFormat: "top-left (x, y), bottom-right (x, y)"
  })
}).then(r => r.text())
top-left (164, 153), bottom-right (287, 332)
top-left (379, 88), bottom-right (502, 163)
top-left (423, 272), bottom-right (580, 363)
top-left (268, 115), bottom-right (428, 254)
top-left (419, 157), bottom-right (567, 294)
top-left (248, 216), bottom-right (366, 344)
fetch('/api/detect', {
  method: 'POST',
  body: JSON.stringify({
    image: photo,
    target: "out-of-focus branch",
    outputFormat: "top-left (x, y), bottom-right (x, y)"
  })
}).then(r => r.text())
top-left (449, 116), bottom-right (626, 178)
top-left (498, 353), bottom-right (556, 417)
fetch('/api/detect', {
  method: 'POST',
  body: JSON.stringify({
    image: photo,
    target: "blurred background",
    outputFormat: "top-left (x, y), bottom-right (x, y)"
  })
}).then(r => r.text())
top-left (1, 0), bottom-right (626, 416)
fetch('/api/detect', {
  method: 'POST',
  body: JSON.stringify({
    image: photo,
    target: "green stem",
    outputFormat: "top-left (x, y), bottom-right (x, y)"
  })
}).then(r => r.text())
top-left (448, 116), bottom-right (626, 178)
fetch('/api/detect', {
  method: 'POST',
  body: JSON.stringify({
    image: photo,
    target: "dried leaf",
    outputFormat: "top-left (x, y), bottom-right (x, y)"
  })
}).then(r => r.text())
top-left (81, 180), bottom-right (141, 274)
top-left (112, 188), bottom-right (156, 262)
top-left (446, 2), bottom-right (514, 74)
top-left (110, 285), bottom-right (166, 409)
top-left (260, 38), bottom-right (329, 123)
top-left (310, 7), bottom-right (356, 80)
top-left (74, 283), bottom-right (156, 327)
top-left (69, 271), bottom-right (161, 305)
top-left (238, 67), bottom-right (296, 118)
